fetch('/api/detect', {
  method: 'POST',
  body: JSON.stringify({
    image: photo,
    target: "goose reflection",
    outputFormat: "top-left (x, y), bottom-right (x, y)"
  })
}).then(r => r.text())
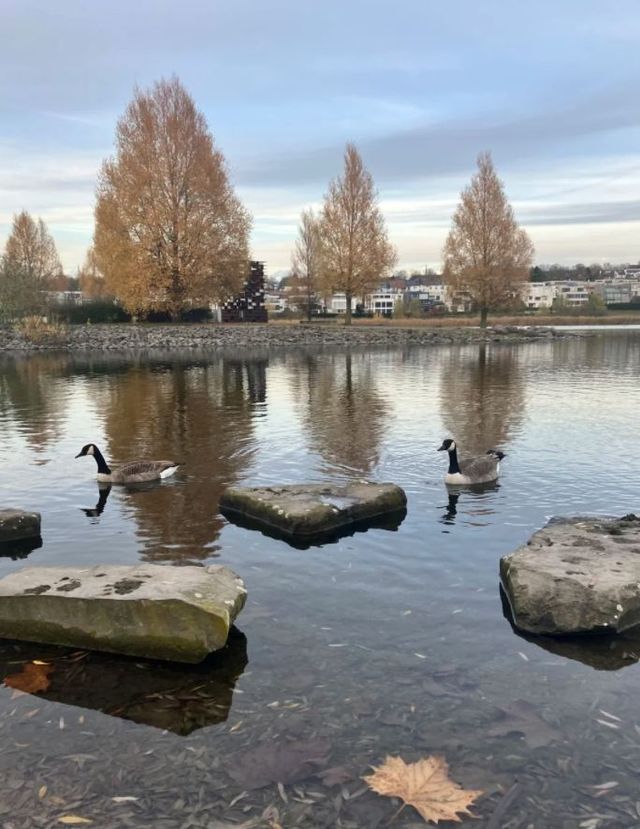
top-left (80, 485), bottom-right (112, 520)
top-left (439, 482), bottom-right (500, 527)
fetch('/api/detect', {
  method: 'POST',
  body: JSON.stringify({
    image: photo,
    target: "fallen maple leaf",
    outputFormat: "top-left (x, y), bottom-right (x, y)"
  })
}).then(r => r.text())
top-left (364, 755), bottom-right (482, 824)
top-left (4, 662), bottom-right (53, 695)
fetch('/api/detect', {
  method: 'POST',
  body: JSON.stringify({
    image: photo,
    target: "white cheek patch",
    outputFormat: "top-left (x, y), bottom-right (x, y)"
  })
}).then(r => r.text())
top-left (88, 445), bottom-right (95, 456)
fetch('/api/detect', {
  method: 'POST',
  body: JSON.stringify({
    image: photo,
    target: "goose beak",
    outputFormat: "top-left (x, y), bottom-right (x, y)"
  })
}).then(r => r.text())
top-left (437, 443), bottom-right (447, 451)
top-left (75, 452), bottom-right (83, 458)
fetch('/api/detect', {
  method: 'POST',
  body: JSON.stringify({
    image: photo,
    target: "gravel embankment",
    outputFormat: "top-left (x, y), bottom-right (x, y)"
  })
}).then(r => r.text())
top-left (0, 322), bottom-right (582, 353)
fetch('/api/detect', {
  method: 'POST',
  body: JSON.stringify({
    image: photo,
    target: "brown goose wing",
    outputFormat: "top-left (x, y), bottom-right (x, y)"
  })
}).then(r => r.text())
top-left (112, 460), bottom-right (177, 482)
top-left (458, 454), bottom-right (499, 481)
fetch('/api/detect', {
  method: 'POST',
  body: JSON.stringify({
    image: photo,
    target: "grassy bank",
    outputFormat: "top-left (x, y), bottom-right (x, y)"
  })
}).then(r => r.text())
top-left (269, 312), bottom-right (640, 328)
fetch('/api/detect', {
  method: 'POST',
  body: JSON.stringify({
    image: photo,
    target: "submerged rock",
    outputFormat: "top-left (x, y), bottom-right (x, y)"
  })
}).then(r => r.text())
top-left (220, 481), bottom-right (407, 543)
top-left (0, 563), bottom-right (246, 663)
top-left (0, 509), bottom-right (41, 543)
top-left (501, 515), bottom-right (640, 636)
top-left (0, 629), bottom-right (248, 735)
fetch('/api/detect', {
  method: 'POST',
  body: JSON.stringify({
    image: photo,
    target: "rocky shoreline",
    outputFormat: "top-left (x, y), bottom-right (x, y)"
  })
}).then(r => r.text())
top-left (0, 321), bottom-right (585, 353)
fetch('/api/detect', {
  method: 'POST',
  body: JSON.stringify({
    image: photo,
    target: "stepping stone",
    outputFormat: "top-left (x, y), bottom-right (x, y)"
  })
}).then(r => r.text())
top-left (0, 509), bottom-right (41, 543)
top-left (0, 629), bottom-right (248, 735)
top-left (220, 481), bottom-right (407, 545)
top-left (0, 563), bottom-right (246, 663)
top-left (501, 514), bottom-right (640, 635)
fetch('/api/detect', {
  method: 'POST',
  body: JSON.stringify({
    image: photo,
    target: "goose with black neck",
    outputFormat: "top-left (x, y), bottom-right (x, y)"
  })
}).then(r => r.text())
top-left (75, 443), bottom-right (179, 485)
top-left (438, 438), bottom-right (504, 485)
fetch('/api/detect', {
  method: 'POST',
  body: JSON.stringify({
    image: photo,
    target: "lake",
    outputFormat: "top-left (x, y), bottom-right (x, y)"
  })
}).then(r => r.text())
top-left (1, 332), bottom-right (640, 828)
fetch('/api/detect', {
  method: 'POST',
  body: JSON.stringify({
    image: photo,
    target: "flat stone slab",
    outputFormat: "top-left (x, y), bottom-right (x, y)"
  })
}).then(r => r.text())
top-left (501, 515), bottom-right (640, 636)
top-left (0, 563), bottom-right (246, 663)
top-left (220, 481), bottom-right (407, 542)
top-left (0, 509), bottom-right (41, 543)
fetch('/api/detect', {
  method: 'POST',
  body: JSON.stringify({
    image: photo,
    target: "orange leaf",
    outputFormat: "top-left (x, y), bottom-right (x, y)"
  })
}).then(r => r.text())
top-left (363, 755), bottom-right (482, 824)
top-left (4, 662), bottom-right (53, 695)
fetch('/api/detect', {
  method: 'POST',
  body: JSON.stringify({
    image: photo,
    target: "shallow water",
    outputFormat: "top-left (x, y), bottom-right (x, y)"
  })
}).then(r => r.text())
top-left (1, 334), bottom-right (640, 828)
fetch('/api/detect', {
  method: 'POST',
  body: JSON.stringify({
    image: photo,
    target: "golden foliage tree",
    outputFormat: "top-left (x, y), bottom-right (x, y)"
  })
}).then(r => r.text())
top-left (78, 246), bottom-right (109, 299)
top-left (290, 208), bottom-right (322, 320)
top-left (94, 76), bottom-right (251, 319)
top-left (0, 211), bottom-right (62, 317)
top-left (318, 143), bottom-right (396, 325)
top-left (443, 152), bottom-right (534, 328)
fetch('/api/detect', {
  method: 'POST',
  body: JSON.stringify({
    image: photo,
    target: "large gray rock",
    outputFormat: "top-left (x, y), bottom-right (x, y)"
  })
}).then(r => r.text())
top-left (0, 563), bottom-right (246, 663)
top-left (501, 515), bottom-right (640, 635)
top-left (220, 481), bottom-right (407, 542)
top-left (0, 509), bottom-right (41, 543)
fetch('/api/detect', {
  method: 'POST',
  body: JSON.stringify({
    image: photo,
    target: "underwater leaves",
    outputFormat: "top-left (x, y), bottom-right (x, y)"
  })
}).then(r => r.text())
top-left (227, 737), bottom-right (331, 789)
top-left (364, 755), bottom-right (483, 824)
top-left (4, 661), bottom-right (53, 695)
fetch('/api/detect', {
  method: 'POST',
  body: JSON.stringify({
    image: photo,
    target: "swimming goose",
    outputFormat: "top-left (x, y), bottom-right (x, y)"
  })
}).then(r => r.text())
top-left (438, 438), bottom-right (504, 485)
top-left (75, 443), bottom-right (179, 484)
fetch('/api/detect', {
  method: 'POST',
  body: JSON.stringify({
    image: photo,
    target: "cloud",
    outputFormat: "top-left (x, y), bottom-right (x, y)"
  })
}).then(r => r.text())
top-left (237, 82), bottom-right (640, 187)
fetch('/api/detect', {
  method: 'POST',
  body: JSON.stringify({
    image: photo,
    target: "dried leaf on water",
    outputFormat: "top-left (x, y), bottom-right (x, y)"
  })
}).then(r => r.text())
top-left (227, 737), bottom-right (331, 789)
top-left (364, 755), bottom-right (483, 824)
top-left (4, 662), bottom-right (53, 695)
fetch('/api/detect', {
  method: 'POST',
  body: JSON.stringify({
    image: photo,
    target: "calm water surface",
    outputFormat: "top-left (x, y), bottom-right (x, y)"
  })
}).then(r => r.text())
top-left (1, 333), bottom-right (640, 828)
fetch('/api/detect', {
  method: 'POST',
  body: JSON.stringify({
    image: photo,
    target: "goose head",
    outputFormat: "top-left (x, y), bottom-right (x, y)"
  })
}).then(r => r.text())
top-left (438, 438), bottom-right (456, 453)
top-left (75, 443), bottom-right (97, 458)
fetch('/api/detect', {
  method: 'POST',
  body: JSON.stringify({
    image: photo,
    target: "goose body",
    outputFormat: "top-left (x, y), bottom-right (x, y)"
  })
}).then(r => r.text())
top-left (76, 443), bottom-right (179, 484)
top-left (438, 439), bottom-right (504, 485)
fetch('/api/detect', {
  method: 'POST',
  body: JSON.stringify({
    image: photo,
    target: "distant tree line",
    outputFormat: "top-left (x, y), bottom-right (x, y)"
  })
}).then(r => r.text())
top-left (2, 74), bottom-right (635, 328)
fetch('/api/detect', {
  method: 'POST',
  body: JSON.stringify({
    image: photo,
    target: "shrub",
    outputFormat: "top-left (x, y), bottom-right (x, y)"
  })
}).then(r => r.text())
top-left (17, 315), bottom-right (68, 344)
top-left (52, 300), bottom-right (131, 324)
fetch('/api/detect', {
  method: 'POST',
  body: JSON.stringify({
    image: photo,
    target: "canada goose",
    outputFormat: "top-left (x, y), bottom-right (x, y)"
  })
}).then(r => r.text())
top-left (75, 443), bottom-right (179, 484)
top-left (437, 438), bottom-right (504, 485)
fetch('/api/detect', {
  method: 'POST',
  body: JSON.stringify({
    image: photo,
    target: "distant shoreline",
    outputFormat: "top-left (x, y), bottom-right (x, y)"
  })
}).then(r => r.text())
top-left (0, 320), bottom-right (605, 353)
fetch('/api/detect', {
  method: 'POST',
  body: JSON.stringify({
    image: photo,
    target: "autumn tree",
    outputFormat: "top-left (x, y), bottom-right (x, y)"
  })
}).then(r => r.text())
top-left (94, 76), bottom-right (251, 319)
top-left (0, 211), bottom-right (62, 317)
top-left (78, 246), bottom-right (109, 299)
top-left (290, 208), bottom-right (322, 320)
top-left (443, 152), bottom-right (534, 328)
top-left (318, 143), bottom-right (396, 325)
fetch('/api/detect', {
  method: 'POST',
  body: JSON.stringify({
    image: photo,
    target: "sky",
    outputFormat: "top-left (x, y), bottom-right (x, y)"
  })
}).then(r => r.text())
top-left (1, 0), bottom-right (639, 277)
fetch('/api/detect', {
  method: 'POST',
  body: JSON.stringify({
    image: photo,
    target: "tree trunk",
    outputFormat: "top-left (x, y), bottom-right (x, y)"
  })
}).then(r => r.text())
top-left (345, 291), bottom-right (352, 326)
top-left (480, 306), bottom-right (488, 328)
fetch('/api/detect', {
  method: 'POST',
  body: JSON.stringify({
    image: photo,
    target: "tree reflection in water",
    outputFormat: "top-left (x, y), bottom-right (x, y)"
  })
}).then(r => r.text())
top-left (292, 352), bottom-right (389, 476)
top-left (93, 357), bottom-right (267, 562)
top-left (439, 344), bottom-right (525, 455)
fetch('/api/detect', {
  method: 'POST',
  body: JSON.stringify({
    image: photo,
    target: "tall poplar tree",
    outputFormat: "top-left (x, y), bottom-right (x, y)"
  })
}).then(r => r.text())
top-left (290, 208), bottom-right (322, 320)
top-left (0, 211), bottom-right (62, 317)
top-left (318, 144), bottom-right (396, 325)
top-left (443, 152), bottom-right (534, 328)
top-left (94, 76), bottom-right (251, 319)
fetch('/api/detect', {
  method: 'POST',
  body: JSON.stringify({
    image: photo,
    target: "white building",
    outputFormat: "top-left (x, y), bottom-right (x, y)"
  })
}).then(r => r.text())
top-left (365, 289), bottom-right (403, 316)
top-left (522, 282), bottom-right (557, 309)
top-left (326, 292), bottom-right (356, 315)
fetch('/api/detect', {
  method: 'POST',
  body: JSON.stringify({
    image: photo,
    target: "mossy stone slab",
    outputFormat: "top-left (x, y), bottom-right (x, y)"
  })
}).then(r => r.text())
top-left (0, 563), bottom-right (246, 663)
top-left (220, 481), bottom-right (407, 542)
top-left (0, 509), bottom-right (41, 543)
top-left (501, 514), bottom-right (640, 636)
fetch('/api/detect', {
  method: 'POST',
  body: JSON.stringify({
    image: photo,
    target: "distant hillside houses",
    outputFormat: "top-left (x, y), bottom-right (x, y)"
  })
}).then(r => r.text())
top-left (273, 273), bottom-right (640, 316)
